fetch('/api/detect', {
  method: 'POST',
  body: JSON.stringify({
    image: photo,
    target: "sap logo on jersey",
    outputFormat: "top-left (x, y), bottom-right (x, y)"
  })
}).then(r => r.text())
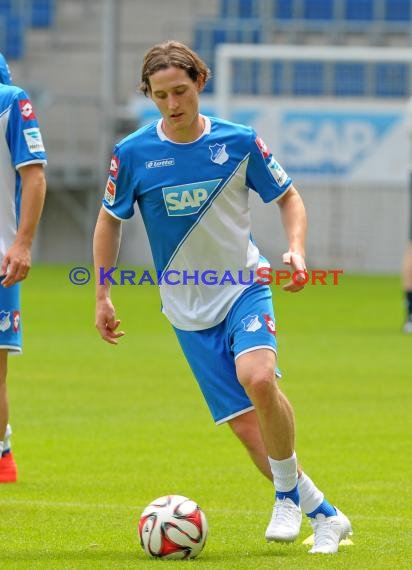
top-left (163, 179), bottom-right (222, 216)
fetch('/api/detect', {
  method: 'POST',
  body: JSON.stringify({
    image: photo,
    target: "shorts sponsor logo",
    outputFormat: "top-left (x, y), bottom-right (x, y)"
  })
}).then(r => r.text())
top-left (263, 313), bottom-right (276, 335)
top-left (109, 155), bottom-right (120, 178)
top-left (145, 158), bottom-right (175, 169)
top-left (0, 311), bottom-right (11, 332)
top-left (23, 128), bottom-right (45, 153)
top-left (12, 310), bottom-right (20, 333)
top-left (19, 99), bottom-right (36, 120)
top-left (104, 178), bottom-right (116, 205)
top-left (209, 143), bottom-right (229, 165)
top-left (162, 179), bottom-right (221, 216)
top-left (242, 314), bottom-right (262, 333)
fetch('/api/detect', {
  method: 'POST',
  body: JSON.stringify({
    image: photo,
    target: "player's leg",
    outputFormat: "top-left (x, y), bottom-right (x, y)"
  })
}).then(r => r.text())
top-left (228, 284), bottom-right (302, 541)
top-left (235, 349), bottom-right (295, 460)
top-left (0, 349), bottom-right (8, 455)
top-left (0, 350), bottom-right (17, 483)
top-left (235, 348), bottom-right (302, 542)
top-left (230, 284), bottom-right (351, 552)
top-left (0, 282), bottom-right (21, 483)
top-left (228, 407), bottom-right (304, 481)
top-left (228, 408), bottom-right (352, 552)
top-left (228, 409), bottom-right (272, 481)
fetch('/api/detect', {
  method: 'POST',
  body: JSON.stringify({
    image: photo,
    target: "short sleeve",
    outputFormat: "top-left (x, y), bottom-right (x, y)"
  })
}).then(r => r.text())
top-left (246, 130), bottom-right (292, 203)
top-left (6, 90), bottom-right (47, 168)
top-left (102, 146), bottom-right (136, 220)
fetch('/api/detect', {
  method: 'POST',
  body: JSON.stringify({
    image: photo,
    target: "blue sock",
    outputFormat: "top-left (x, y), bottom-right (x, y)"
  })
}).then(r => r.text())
top-left (406, 291), bottom-right (412, 320)
top-left (307, 498), bottom-right (337, 518)
top-left (276, 484), bottom-right (300, 507)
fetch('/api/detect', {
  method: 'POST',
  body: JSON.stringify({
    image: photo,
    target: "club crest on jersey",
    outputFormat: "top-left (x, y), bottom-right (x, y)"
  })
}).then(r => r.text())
top-left (104, 178), bottom-right (116, 205)
top-left (242, 314), bottom-right (262, 332)
top-left (209, 143), bottom-right (229, 165)
top-left (0, 311), bottom-right (11, 333)
top-left (163, 179), bottom-right (221, 216)
top-left (19, 99), bottom-right (36, 120)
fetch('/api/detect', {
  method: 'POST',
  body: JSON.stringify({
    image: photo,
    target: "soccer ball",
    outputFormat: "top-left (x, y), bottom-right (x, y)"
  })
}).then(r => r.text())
top-left (138, 494), bottom-right (208, 559)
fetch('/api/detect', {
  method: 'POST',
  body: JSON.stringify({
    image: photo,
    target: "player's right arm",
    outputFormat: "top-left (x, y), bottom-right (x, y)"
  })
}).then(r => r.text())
top-left (93, 208), bottom-right (125, 344)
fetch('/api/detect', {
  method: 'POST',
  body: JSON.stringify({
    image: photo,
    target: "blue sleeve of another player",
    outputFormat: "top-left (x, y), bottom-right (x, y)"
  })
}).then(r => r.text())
top-left (102, 145), bottom-right (135, 220)
top-left (6, 90), bottom-right (47, 167)
top-left (246, 130), bottom-right (292, 203)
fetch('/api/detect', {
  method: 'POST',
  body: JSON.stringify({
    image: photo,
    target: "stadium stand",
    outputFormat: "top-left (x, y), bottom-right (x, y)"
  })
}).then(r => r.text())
top-left (31, 0), bottom-right (55, 29)
top-left (193, 0), bottom-right (412, 97)
top-left (0, 0), bottom-right (54, 59)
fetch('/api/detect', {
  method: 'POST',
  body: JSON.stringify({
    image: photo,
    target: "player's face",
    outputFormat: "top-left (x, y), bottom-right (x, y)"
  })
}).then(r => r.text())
top-left (149, 66), bottom-right (204, 143)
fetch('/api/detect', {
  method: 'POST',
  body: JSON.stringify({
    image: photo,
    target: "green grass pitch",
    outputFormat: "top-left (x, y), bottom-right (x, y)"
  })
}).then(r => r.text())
top-left (0, 265), bottom-right (411, 569)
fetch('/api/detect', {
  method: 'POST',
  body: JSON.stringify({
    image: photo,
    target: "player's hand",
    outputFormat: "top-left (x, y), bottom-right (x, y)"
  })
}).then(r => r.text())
top-left (95, 297), bottom-right (125, 345)
top-left (282, 250), bottom-right (307, 293)
top-left (1, 244), bottom-right (31, 288)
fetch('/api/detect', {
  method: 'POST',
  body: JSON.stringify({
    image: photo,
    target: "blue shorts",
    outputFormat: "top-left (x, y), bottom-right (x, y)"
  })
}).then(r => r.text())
top-left (0, 278), bottom-right (22, 352)
top-left (173, 283), bottom-right (280, 424)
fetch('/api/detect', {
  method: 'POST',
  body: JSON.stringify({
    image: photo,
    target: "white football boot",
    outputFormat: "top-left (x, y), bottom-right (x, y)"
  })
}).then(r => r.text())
top-left (265, 497), bottom-right (302, 542)
top-left (309, 508), bottom-right (352, 554)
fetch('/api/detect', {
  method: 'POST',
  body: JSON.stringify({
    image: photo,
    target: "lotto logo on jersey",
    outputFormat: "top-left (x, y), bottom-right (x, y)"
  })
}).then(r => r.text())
top-left (19, 99), bottom-right (36, 120)
top-left (12, 311), bottom-right (20, 333)
top-left (109, 155), bottom-right (119, 178)
top-left (255, 136), bottom-right (270, 159)
top-left (263, 313), bottom-right (276, 335)
top-left (162, 179), bottom-right (221, 216)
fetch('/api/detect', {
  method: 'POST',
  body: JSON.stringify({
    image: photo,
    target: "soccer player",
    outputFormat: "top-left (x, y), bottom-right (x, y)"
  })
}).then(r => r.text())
top-left (0, 53), bottom-right (47, 482)
top-left (402, 243), bottom-right (412, 333)
top-left (402, 182), bottom-right (412, 333)
top-left (93, 41), bottom-right (352, 554)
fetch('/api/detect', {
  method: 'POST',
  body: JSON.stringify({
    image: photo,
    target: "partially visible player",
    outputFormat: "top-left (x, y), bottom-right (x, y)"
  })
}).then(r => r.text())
top-left (402, 179), bottom-right (412, 332)
top-left (402, 244), bottom-right (412, 333)
top-left (0, 52), bottom-right (47, 482)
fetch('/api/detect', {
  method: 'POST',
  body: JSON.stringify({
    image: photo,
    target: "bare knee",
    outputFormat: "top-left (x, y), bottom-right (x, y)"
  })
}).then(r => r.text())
top-left (236, 349), bottom-right (277, 393)
top-left (237, 364), bottom-right (276, 394)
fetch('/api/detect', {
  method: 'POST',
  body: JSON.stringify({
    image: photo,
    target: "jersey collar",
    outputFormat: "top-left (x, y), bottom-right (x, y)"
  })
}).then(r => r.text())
top-left (156, 115), bottom-right (211, 144)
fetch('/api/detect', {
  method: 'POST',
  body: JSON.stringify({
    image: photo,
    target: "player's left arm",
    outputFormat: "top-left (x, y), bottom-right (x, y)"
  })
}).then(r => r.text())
top-left (1, 164), bottom-right (46, 287)
top-left (277, 185), bottom-right (308, 293)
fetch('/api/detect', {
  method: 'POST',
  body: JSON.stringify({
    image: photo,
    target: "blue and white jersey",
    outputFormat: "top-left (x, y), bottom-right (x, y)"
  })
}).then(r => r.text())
top-left (0, 84), bottom-right (47, 258)
top-left (103, 115), bottom-right (292, 330)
